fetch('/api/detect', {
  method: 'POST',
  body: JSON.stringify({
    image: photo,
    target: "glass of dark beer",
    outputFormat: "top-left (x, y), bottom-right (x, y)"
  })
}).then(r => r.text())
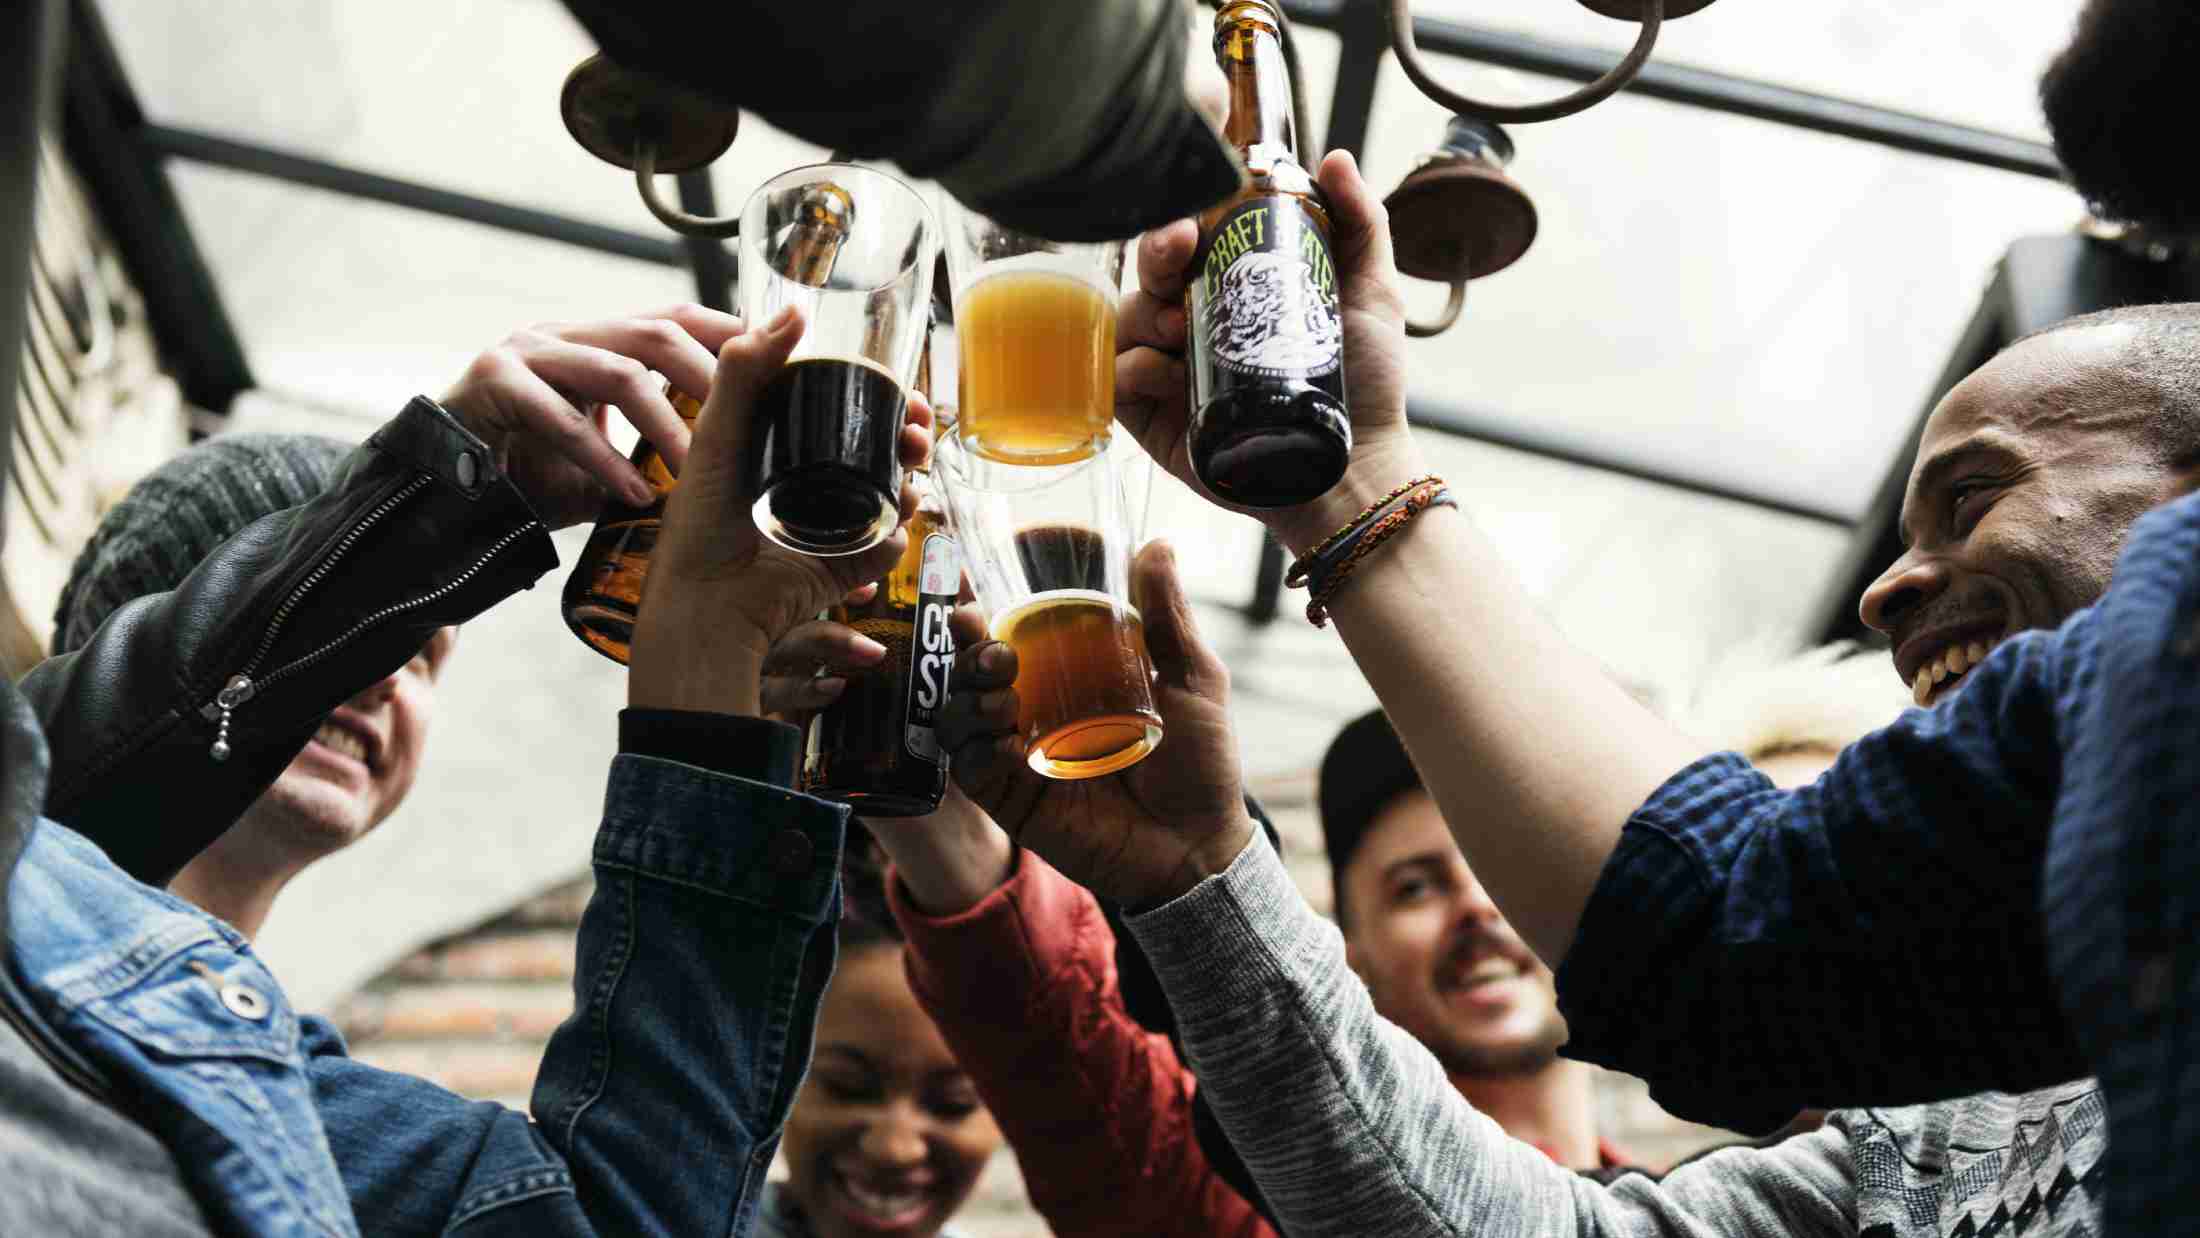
top-left (739, 163), bottom-right (937, 557)
top-left (933, 430), bottom-right (1162, 780)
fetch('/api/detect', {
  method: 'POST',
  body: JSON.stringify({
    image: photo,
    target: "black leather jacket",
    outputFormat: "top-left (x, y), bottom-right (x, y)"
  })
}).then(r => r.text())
top-left (1, 395), bottom-right (557, 1093)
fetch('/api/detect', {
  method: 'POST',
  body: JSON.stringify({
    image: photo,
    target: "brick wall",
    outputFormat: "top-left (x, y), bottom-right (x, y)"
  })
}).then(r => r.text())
top-left (336, 774), bottom-right (1732, 1235)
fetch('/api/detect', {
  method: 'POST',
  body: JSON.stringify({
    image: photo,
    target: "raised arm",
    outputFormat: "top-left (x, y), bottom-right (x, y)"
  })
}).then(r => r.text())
top-left (1113, 149), bottom-right (1701, 970)
top-left (872, 790), bottom-right (1276, 1238)
top-left (314, 307), bottom-right (941, 1234)
top-left (20, 306), bottom-right (734, 885)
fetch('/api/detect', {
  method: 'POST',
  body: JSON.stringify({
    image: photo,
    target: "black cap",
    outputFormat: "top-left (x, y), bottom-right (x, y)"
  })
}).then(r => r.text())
top-left (1318, 710), bottom-right (1424, 914)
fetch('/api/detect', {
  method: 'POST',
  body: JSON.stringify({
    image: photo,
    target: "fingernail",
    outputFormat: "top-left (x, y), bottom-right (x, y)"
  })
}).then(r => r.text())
top-left (852, 636), bottom-right (887, 661)
top-left (814, 676), bottom-right (847, 698)
top-left (981, 644), bottom-right (1013, 675)
top-left (627, 476), bottom-right (656, 505)
top-left (768, 305), bottom-right (801, 335)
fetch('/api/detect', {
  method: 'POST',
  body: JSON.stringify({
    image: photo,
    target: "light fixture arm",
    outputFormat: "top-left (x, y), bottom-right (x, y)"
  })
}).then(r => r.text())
top-left (1405, 279), bottom-right (1467, 338)
top-left (633, 140), bottom-right (743, 238)
top-left (1386, 0), bottom-right (1663, 124)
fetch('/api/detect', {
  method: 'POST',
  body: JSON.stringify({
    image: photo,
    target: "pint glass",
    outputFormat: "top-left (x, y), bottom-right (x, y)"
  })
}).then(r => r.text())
top-left (934, 431), bottom-right (1161, 780)
top-left (741, 164), bottom-right (936, 557)
top-left (941, 199), bottom-right (1123, 466)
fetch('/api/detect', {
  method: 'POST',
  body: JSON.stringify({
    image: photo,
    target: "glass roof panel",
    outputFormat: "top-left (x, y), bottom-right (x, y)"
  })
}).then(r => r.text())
top-left (1409, 0), bottom-right (2085, 140)
top-left (97, 0), bottom-right (834, 236)
top-left (1352, 58), bottom-right (2081, 519)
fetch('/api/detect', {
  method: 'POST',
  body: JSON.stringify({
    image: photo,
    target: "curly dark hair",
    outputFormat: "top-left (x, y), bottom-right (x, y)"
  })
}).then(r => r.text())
top-left (2040, 0), bottom-right (2200, 234)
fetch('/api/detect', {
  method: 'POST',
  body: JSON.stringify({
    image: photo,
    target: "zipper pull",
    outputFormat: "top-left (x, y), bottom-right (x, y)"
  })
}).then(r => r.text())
top-left (206, 675), bottom-right (255, 761)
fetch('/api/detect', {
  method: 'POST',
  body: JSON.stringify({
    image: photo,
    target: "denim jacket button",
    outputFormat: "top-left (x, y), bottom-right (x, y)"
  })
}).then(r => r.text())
top-left (767, 829), bottom-right (814, 876)
top-left (221, 982), bottom-right (271, 1021)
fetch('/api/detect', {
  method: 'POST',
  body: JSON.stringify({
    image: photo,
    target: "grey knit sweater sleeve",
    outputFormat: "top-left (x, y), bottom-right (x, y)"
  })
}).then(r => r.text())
top-left (1124, 834), bottom-right (1858, 1238)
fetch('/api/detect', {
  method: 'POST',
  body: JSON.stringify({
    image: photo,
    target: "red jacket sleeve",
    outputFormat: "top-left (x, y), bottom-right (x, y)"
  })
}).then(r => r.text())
top-left (891, 851), bottom-right (1277, 1238)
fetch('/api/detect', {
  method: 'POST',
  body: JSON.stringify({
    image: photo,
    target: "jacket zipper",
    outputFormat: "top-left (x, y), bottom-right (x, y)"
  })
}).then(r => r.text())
top-left (199, 475), bottom-right (541, 759)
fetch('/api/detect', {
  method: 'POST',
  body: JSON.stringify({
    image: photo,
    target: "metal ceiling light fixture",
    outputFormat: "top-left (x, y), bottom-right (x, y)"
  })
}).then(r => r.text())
top-left (560, 54), bottom-right (744, 237)
top-left (1386, 115), bottom-right (1536, 337)
top-left (1375, 0), bottom-right (1710, 335)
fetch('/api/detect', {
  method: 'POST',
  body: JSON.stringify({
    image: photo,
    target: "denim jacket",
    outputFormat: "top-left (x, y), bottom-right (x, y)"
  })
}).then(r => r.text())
top-left (8, 749), bottom-right (847, 1236)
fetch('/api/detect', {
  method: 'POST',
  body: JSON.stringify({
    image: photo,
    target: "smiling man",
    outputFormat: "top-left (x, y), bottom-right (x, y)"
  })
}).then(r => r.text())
top-left (50, 433), bottom-right (457, 938)
top-left (1860, 309), bottom-right (2200, 705)
top-left (1321, 711), bottom-right (1631, 1174)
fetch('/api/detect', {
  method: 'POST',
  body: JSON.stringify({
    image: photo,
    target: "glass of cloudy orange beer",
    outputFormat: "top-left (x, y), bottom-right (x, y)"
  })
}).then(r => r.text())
top-left (940, 197), bottom-right (1125, 466)
top-left (933, 428), bottom-right (1161, 780)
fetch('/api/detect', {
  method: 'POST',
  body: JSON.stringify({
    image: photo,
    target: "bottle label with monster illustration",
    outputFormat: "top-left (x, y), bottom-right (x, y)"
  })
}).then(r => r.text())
top-left (1189, 195), bottom-right (1344, 382)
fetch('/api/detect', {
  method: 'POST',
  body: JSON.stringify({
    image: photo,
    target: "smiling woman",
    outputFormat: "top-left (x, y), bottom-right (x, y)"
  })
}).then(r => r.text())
top-left (762, 886), bottom-right (1003, 1238)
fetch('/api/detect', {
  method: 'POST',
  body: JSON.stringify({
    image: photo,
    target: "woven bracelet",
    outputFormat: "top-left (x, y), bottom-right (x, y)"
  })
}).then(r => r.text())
top-left (1285, 475), bottom-right (1441, 594)
top-left (1304, 486), bottom-right (1456, 627)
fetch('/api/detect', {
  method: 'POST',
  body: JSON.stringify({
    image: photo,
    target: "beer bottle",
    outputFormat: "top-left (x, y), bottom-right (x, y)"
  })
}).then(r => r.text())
top-left (1185, 0), bottom-right (1350, 509)
top-left (560, 182), bottom-right (855, 663)
top-left (802, 338), bottom-right (956, 815)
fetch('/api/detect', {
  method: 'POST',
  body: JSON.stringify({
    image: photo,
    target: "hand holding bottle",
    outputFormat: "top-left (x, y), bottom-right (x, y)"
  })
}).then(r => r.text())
top-left (440, 304), bottom-right (736, 528)
top-left (1116, 150), bottom-right (1418, 544)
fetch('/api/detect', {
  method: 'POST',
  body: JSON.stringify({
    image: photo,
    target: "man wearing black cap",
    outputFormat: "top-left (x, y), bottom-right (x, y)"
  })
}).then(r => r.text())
top-left (1320, 710), bottom-right (1631, 1174)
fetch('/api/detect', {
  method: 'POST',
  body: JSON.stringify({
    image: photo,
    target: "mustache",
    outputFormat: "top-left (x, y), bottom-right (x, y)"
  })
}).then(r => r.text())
top-left (1893, 591), bottom-right (2004, 644)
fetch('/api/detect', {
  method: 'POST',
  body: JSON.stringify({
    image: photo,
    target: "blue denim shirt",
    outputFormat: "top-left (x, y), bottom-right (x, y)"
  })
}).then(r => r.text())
top-left (1554, 490), bottom-right (2200, 1232)
top-left (8, 753), bottom-right (847, 1236)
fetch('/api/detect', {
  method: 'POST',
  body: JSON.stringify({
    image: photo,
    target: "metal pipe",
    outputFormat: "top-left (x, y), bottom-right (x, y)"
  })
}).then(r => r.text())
top-left (141, 124), bottom-right (690, 267)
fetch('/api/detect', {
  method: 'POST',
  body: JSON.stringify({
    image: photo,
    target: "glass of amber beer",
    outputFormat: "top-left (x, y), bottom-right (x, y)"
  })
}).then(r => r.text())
top-left (941, 198), bottom-right (1124, 466)
top-left (934, 429), bottom-right (1162, 780)
top-left (741, 164), bottom-right (937, 557)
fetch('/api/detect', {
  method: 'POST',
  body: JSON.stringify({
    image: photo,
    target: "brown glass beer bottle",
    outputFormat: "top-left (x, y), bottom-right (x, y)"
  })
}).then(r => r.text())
top-left (1185, 0), bottom-right (1350, 509)
top-left (560, 182), bottom-right (854, 663)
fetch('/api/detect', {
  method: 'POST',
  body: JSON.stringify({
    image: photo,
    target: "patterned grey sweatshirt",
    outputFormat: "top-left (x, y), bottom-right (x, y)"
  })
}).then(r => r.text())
top-left (1123, 834), bottom-right (2107, 1238)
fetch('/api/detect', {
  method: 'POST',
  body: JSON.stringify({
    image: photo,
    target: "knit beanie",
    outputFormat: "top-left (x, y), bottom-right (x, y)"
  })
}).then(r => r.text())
top-left (51, 433), bottom-right (352, 656)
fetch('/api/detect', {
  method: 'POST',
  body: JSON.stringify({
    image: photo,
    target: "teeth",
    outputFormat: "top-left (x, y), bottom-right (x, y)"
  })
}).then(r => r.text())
top-left (315, 724), bottom-right (367, 763)
top-left (842, 1178), bottom-right (926, 1217)
top-left (1912, 636), bottom-right (2003, 709)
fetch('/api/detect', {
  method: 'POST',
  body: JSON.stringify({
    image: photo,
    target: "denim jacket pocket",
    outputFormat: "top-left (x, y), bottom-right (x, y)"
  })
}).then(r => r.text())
top-left (64, 935), bottom-right (358, 1236)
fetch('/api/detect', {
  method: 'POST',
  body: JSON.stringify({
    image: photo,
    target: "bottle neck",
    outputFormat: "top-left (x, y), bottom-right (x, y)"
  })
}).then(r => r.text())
top-left (1218, 10), bottom-right (1297, 165)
